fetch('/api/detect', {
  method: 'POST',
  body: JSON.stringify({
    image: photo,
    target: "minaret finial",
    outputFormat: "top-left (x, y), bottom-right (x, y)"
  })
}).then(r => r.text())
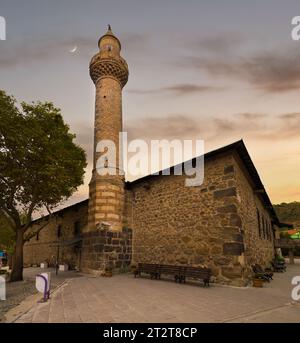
top-left (108, 24), bottom-right (112, 31)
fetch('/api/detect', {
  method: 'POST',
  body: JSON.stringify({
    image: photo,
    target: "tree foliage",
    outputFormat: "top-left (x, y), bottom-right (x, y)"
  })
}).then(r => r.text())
top-left (273, 202), bottom-right (300, 224)
top-left (0, 90), bottom-right (87, 280)
top-left (0, 214), bottom-right (15, 254)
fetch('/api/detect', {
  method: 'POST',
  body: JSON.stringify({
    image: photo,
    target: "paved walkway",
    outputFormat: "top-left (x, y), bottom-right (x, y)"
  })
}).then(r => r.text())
top-left (0, 267), bottom-right (80, 322)
top-left (9, 261), bottom-right (300, 323)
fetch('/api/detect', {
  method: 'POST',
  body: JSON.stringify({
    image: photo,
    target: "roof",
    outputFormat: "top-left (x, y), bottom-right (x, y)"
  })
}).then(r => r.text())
top-left (30, 199), bottom-right (88, 225)
top-left (98, 25), bottom-right (121, 50)
top-left (278, 222), bottom-right (294, 229)
top-left (31, 139), bottom-right (281, 225)
top-left (127, 139), bottom-right (280, 224)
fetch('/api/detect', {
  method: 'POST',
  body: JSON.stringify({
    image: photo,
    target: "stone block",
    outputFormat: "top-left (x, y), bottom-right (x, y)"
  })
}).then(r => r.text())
top-left (224, 165), bottom-right (234, 174)
top-left (194, 255), bottom-right (205, 264)
top-left (217, 204), bottom-right (237, 213)
top-left (221, 266), bottom-right (243, 278)
top-left (223, 242), bottom-right (244, 255)
top-left (214, 187), bottom-right (237, 199)
top-left (104, 245), bottom-right (113, 252)
top-left (210, 245), bottom-right (223, 254)
top-left (100, 205), bottom-right (115, 212)
top-left (107, 213), bottom-right (119, 220)
top-left (101, 191), bottom-right (116, 198)
top-left (234, 234), bottom-right (244, 243)
top-left (94, 244), bottom-right (104, 252)
top-left (229, 214), bottom-right (242, 227)
top-left (214, 256), bottom-right (231, 266)
top-left (195, 245), bottom-right (209, 255)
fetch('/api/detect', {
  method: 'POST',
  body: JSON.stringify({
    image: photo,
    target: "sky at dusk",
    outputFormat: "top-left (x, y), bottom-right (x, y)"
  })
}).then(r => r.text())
top-left (1, 0), bottom-right (300, 206)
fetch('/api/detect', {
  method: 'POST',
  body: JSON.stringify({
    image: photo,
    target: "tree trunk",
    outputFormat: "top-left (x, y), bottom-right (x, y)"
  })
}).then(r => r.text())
top-left (8, 254), bottom-right (12, 269)
top-left (10, 230), bottom-right (24, 282)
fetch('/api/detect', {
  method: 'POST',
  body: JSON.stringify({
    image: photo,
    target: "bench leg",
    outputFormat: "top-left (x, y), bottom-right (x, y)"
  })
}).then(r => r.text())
top-left (204, 279), bottom-right (209, 287)
top-left (180, 276), bottom-right (185, 283)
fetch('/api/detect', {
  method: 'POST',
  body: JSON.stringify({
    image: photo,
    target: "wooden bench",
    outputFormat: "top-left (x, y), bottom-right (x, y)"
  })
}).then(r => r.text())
top-left (157, 264), bottom-right (183, 282)
top-left (134, 263), bottom-right (159, 279)
top-left (182, 266), bottom-right (211, 287)
top-left (134, 263), bottom-right (211, 287)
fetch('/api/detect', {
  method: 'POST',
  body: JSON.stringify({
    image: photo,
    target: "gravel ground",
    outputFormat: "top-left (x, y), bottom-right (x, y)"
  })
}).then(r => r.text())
top-left (0, 267), bottom-right (81, 322)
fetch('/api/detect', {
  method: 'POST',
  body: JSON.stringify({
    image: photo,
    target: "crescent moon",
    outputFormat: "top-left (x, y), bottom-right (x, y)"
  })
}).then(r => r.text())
top-left (70, 46), bottom-right (77, 53)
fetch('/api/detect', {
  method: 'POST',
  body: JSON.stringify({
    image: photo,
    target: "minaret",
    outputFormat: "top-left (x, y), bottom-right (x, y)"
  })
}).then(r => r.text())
top-left (88, 26), bottom-right (129, 231)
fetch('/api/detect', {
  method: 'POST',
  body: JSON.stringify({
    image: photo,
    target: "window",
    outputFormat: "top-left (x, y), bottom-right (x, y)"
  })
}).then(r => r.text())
top-left (262, 217), bottom-right (266, 239)
top-left (74, 221), bottom-right (81, 236)
top-left (36, 232), bottom-right (39, 241)
top-left (270, 222), bottom-right (274, 241)
top-left (257, 209), bottom-right (262, 238)
top-left (268, 221), bottom-right (273, 241)
top-left (101, 44), bottom-right (113, 52)
top-left (57, 225), bottom-right (62, 238)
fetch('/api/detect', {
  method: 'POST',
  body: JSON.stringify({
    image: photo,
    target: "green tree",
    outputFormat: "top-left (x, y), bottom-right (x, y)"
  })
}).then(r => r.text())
top-left (0, 214), bottom-right (15, 254)
top-left (273, 202), bottom-right (300, 223)
top-left (0, 90), bottom-right (87, 281)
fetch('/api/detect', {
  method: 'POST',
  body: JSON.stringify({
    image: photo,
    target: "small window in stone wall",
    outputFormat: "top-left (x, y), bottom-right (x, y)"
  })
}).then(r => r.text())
top-left (74, 221), bottom-right (81, 236)
top-left (257, 209), bottom-right (262, 238)
top-left (262, 217), bottom-right (265, 239)
top-left (270, 222), bottom-right (274, 241)
top-left (36, 232), bottom-right (39, 241)
top-left (257, 209), bottom-right (273, 241)
top-left (269, 221), bottom-right (273, 241)
top-left (57, 225), bottom-right (62, 238)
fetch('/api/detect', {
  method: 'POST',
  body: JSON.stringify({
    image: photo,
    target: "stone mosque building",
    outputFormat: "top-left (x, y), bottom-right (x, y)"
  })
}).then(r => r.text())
top-left (24, 27), bottom-right (281, 286)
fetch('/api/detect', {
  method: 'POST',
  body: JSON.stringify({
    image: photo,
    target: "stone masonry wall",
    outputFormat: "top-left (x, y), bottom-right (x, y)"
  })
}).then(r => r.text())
top-left (80, 226), bottom-right (132, 274)
top-left (234, 155), bottom-right (275, 272)
top-left (24, 201), bottom-right (88, 268)
top-left (129, 153), bottom-right (249, 286)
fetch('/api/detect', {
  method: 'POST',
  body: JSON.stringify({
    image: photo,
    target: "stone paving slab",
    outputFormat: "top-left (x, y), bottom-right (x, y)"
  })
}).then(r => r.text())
top-left (7, 262), bottom-right (300, 323)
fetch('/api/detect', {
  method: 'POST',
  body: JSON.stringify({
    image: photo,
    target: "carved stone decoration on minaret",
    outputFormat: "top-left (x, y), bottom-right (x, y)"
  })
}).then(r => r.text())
top-left (88, 26), bottom-right (129, 232)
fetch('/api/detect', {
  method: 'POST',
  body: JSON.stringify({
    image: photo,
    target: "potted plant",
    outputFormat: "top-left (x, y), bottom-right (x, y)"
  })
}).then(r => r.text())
top-left (252, 275), bottom-right (264, 287)
top-left (104, 265), bottom-right (113, 277)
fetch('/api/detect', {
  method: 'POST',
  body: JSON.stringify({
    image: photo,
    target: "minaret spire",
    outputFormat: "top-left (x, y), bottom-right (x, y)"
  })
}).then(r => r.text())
top-left (88, 27), bottom-right (129, 232)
